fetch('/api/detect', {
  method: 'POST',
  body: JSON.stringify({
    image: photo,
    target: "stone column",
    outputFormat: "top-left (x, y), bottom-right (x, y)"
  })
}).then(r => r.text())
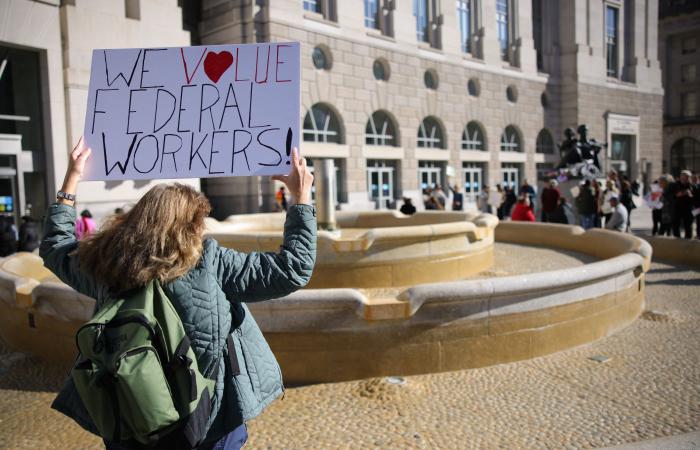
top-left (480, 0), bottom-right (503, 66)
top-left (514, 0), bottom-right (538, 73)
top-left (313, 158), bottom-right (336, 230)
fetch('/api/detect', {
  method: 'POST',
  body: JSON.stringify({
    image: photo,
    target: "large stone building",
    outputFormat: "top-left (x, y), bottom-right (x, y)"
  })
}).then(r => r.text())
top-left (659, 0), bottom-right (700, 176)
top-left (0, 0), bottom-right (196, 223)
top-left (0, 0), bottom-right (663, 222)
top-left (199, 0), bottom-right (663, 215)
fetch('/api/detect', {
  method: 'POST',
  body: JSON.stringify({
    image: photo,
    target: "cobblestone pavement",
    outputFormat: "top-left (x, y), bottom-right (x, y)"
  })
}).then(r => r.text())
top-left (0, 246), bottom-right (697, 449)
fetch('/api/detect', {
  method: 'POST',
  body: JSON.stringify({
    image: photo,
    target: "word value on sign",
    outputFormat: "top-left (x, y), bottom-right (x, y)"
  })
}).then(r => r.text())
top-left (82, 42), bottom-right (300, 181)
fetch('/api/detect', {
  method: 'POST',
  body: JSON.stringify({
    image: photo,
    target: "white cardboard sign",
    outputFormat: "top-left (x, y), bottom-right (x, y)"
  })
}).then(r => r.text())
top-left (82, 42), bottom-right (300, 181)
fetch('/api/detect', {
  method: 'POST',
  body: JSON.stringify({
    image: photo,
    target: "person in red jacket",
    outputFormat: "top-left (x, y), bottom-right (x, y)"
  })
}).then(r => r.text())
top-left (511, 195), bottom-right (536, 222)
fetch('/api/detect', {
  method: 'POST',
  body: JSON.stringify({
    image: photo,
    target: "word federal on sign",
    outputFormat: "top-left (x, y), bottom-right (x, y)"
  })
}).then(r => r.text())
top-left (82, 42), bottom-right (300, 181)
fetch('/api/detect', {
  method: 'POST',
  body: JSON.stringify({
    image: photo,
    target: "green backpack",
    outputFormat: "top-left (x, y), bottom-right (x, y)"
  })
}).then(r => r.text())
top-left (71, 280), bottom-right (216, 447)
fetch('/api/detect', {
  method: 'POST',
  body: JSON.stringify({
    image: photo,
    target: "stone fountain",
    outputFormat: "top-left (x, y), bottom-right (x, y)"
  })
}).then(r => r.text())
top-left (0, 159), bottom-right (651, 385)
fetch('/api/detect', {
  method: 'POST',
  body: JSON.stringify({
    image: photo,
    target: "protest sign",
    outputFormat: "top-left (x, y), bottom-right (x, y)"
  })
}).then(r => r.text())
top-left (82, 42), bottom-right (300, 181)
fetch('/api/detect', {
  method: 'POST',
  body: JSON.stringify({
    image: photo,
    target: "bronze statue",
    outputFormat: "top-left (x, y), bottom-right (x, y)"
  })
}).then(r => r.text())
top-left (556, 124), bottom-right (605, 180)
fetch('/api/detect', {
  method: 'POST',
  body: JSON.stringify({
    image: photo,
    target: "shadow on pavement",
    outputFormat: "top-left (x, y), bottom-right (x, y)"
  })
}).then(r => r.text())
top-left (645, 278), bottom-right (700, 287)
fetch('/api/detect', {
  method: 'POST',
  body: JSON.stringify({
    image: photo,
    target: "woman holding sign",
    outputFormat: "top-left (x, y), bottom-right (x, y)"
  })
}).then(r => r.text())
top-left (41, 138), bottom-right (316, 449)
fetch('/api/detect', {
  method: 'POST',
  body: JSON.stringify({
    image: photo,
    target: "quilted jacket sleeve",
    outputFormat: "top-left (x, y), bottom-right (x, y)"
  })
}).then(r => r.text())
top-left (39, 203), bottom-right (101, 299)
top-left (215, 204), bottom-right (317, 302)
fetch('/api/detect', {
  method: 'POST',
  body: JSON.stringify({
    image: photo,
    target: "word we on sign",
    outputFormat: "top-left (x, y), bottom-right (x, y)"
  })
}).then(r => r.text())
top-left (82, 42), bottom-right (300, 181)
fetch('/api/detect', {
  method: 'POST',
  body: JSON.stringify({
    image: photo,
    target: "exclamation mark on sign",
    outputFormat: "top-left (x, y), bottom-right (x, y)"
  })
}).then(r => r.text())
top-left (285, 128), bottom-right (292, 165)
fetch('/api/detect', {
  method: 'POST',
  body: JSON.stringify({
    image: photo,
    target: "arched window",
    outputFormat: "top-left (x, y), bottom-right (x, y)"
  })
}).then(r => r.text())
top-left (461, 121), bottom-right (486, 150)
top-left (500, 125), bottom-right (522, 152)
top-left (365, 111), bottom-right (398, 146)
top-left (417, 117), bottom-right (445, 149)
top-left (303, 104), bottom-right (343, 143)
top-left (671, 137), bottom-right (700, 176)
top-left (535, 129), bottom-right (554, 154)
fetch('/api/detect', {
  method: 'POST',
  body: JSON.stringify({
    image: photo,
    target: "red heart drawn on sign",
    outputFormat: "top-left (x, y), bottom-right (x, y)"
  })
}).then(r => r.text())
top-left (203, 51), bottom-right (233, 83)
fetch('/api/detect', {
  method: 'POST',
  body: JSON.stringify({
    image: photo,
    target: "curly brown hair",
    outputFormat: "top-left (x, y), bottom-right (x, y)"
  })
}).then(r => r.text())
top-left (77, 183), bottom-right (211, 292)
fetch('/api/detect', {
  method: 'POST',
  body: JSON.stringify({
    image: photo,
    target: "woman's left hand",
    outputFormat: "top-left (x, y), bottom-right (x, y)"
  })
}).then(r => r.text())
top-left (58, 136), bottom-right (92, 205)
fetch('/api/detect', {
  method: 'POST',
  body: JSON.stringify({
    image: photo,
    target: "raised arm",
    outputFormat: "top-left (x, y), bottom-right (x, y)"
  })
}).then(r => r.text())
top-left (215, 204), bottom-right (316, 302)
top-left (216, 148), bottom-right (317, 302)
top-left (39, 138), bottom-right (101, 298)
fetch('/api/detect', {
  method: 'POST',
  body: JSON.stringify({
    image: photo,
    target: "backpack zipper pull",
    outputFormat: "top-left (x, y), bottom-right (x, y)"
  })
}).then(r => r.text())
top-left (93, 324), bottom-right (106, 353)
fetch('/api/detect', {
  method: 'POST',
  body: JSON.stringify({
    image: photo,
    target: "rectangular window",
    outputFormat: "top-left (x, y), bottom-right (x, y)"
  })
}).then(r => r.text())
top-left (364, 0), bottom-right (379, 29)
top-left (682, 64), bottom-right (697, 82)
top-left (303, 0), bottom-right (337, 22)
top-left (125, 0), bottom-right (140, 20)
top-left (533, 0), bottom-right (543, 70)
top-left (457, 0), bottom-right (471, 53)
top-left (682, 92), bottom-right (698, 117)
top-left (606, 5), bottom-right (619, 77)
top-left (414, 0), bottom-right (430, 42)
top-left (303, 0), bottom-right (321, 13)
top-left (496, 0), bottom-right (509, 61)
top-left (682, 36), bottom-right (697, 55)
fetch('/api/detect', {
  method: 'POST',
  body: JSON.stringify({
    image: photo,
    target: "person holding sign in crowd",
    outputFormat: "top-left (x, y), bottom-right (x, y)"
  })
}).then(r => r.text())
top-left (41, 137), bottom-right (316, 450)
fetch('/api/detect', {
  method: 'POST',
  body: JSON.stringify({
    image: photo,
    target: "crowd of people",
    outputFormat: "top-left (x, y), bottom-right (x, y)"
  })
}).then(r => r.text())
top-left (401, 169), bottom-right (699, 238)
top-left (0, 215), bottom-right (41, 256)
top-left (2, 169), bottom-right (697, 260)
top-left (0, 208), bottom-right (98, 257)
top-left (646, 170), bottom-right (699, 239)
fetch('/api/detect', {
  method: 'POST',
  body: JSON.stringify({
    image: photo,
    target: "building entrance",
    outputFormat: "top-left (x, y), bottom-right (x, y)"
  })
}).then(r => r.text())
top-left (367, 160), bottom-right (395, 209)
top-left (501, 164), bottom-right (520, 190)
top-left (462, 164), bottom-right (483, 210)
top-left (609, 134), bottom-right (633, 178)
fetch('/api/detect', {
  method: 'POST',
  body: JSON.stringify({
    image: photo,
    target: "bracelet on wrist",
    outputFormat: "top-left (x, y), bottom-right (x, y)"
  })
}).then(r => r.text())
top-left (57, 190), bottom-right (76, 202)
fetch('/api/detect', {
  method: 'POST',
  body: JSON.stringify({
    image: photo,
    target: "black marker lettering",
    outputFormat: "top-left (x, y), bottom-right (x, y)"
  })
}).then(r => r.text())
top-left (133, 134), bottom-right (159, 174)
top-left (127, 88), bottom-right (147, 134)
top-left (102, 132), bottom-right (138, 176)
top-left (177, 84), bottom-right (196, 132)
top-left (219, 83), bottom-right (244, 129)
top-left (199, 83), bottom-right (220, 132)
top-left (209, 130), bottom-right (227, 174)
top-left (231, 129), bottom-right (252, 172)
top-left (153, 89), bottom-right (177, 133)
top-left (160, 134), bottom-right (182, 173)
top-left (104, 49), bottom-right (142, 87)
top-left (140, 48), bottom-right (166, 88)
top-left (256, 128), bottom-right (282, 167)
top-left (91, 88), bottom-right (118, 134)
top-left (189, 132), bottom-right (209, 170)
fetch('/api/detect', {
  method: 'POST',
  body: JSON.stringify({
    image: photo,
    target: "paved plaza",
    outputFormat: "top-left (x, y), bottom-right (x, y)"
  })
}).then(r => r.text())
top-left (0, 244), bottom-right (698, 449)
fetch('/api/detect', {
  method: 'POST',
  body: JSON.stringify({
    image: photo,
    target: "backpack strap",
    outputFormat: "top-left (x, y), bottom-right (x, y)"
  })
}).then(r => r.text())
top-left (225, 335), bottom-right (240, 377)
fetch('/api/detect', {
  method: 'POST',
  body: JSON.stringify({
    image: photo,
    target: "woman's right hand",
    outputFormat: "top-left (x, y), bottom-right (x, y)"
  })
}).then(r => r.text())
top-left (271, 148), bottom-right (314, 205)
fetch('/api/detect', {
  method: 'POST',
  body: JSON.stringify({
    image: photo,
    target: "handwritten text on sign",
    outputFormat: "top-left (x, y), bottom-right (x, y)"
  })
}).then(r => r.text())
top-left (82, 42), bottom-right (300, 181)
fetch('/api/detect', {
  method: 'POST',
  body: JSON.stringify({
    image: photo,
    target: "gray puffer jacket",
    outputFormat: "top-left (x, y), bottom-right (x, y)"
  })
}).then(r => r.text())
top-left (40, 203), bottom-right (317, 445)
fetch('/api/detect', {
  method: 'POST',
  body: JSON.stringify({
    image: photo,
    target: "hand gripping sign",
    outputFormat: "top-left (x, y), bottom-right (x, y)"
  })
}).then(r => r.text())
top-left (82, 42), bottom-right (300, 181)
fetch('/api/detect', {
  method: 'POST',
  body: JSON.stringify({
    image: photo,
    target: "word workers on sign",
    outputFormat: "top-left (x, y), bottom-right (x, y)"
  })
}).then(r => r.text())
top-left (82, 42), bottom-right (300, 181)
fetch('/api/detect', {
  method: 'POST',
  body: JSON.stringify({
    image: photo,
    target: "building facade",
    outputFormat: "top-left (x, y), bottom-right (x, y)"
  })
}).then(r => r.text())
top-left (659, 0), bottom-right (700, 177)
top-left (200, 0), bottom-right (663, 215)
top-left (0, 0), bottom-right (663, 223)
top-left (0, 0), bottom-right (196, 224)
